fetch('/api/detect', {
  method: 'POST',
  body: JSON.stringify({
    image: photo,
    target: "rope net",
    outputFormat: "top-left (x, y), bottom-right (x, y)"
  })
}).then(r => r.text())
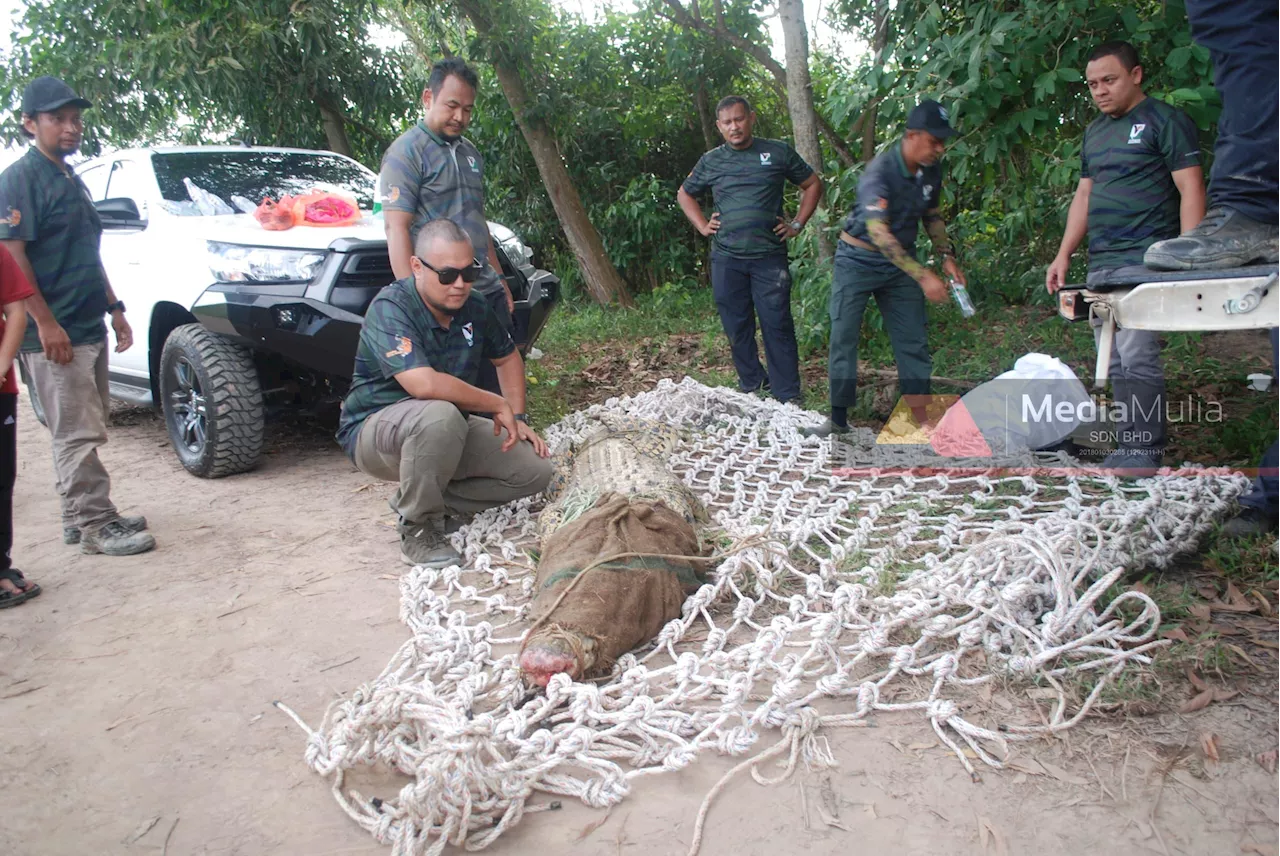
top-left (294, 378), bottom-right (1249, 855)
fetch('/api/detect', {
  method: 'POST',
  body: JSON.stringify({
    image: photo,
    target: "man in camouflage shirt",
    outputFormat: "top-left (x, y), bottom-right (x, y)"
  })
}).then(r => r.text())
top-left (337, 219), bottom-right (551, 568)
top-left (677, 95), bottom-right (824, 405)
top-left (1046, 41), bottom-right (1205, 473)
top-left (379, 56), bottom-right (514, 398)
top-left (803, 100), bottom-right (966, 437)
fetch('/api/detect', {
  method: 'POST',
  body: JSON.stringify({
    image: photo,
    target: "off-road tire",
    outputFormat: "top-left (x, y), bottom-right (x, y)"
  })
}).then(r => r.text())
top-left (159, 323), bottom-right (264, 478)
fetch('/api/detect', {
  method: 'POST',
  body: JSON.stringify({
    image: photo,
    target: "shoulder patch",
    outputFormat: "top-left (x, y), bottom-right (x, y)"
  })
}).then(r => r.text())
top-left (385, 336), bottom-right (413, 359)
top-left (4, 207), bottom-right (19, 227)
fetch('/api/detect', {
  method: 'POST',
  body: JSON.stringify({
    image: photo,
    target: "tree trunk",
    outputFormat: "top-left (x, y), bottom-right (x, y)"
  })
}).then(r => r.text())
top-left (317, 98), bottom-right (354, 157)
top-left (777, 0), bottom-right (832, 261)
top-left (693, 79), bottom-right (718, 151)
top-left (661, 0), bottom-right (856, 168)
top-left (456, 0), bottom-right (632, 307)
top-left (863, 0), bottom-right (890, 162)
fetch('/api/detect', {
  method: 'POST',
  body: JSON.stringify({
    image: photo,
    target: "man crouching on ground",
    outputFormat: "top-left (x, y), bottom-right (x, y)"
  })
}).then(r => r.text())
top-left (336, 219), bottom-right (552, 568)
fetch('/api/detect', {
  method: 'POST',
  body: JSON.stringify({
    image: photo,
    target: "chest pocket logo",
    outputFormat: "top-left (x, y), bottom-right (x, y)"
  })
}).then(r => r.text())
top-left (922, 184), bottom-right (934, 199)
top-left (760, 152), bottom-right (771, 165)
top-left (1128, 123), bottom-right (1146, 145)
top-left (462, 322), bottom-right (474, 346)
top-left (466, 155), bottom-right (480, 173)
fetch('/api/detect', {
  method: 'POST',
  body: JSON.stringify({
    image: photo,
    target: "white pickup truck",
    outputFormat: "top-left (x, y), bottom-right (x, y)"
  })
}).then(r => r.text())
top-left (20, 146), bottom-right (560, 478)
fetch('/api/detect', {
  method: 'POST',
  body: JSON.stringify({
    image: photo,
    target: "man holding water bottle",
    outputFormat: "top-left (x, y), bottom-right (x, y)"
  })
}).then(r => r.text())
top-left (804, 99), bottom-right (967, 438)
top-left (1045, 41), bottom-right (1205, 474)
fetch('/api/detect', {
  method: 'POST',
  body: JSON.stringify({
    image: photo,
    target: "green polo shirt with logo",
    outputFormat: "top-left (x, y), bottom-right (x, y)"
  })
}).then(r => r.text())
top-left (1081, 96), bottom-right (1200, 271)
top-left (335, 276), bottom-right (515, 457)
top-left (378, 122), bottom-right (503, 296)
top-left (682, 138), bottom-right (814, 259)
top-left (0, 147), bottom-right (108, 352)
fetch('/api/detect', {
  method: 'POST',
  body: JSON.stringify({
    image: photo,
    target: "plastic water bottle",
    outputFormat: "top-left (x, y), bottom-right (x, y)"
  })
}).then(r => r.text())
top-left (949, 278), bottom-right (976, 318)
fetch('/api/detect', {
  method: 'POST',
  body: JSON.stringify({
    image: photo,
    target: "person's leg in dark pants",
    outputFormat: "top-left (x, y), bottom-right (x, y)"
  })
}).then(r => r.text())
top-left (711, 255), bottom-right (767, 393)
top-left (476, 289), bottom-right (515, 399)
top-left (749, 255), bottom-right (801, 402)
top-left (1225, 327), bottom-right (1279, 535)
top-left (0, 392), bottom-right (38, 606)
top-left (1145, 0), bottom-right (1278, 270)
top-left (802, 249), bottom-right (874, 437)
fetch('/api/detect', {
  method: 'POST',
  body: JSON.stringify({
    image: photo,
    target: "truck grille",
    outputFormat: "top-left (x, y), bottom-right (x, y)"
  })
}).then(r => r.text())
top-left (331, 250), bottom-right (395, 316)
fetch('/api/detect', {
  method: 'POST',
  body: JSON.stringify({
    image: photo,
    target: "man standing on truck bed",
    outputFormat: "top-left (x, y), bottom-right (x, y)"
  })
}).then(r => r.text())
top-left (379, 56), bottom-right (516, 400)
top-left (0, 76), bottom-right (155, 556)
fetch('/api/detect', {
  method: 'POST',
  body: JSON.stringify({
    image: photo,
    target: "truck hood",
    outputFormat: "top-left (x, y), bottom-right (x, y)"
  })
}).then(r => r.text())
top-left (190, 213), bottom-right (388, 249)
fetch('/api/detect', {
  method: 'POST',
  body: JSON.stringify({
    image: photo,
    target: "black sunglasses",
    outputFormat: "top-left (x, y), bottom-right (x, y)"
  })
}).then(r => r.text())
top-left (415, 256), bottom-right (482, 285)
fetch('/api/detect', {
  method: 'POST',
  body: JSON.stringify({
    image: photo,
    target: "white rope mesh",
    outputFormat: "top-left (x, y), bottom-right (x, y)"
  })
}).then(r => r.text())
top-left (286, 377), bottom-right (1249, 855)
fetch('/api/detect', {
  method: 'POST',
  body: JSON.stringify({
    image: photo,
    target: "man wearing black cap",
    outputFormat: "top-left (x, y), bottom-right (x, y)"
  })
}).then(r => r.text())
top-left (0, 76), bottom-right (155, 556)
top-left (803, 99), bottom-right (966, 437)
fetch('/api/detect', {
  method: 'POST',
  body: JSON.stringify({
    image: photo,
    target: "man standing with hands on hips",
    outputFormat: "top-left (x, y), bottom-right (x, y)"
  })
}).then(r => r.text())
top-left (0, 76), bottom-right (155, 556)
top-left (677, 95), bottom-right (824, 406)
top-left (804, 100), bottom-right (966, 438)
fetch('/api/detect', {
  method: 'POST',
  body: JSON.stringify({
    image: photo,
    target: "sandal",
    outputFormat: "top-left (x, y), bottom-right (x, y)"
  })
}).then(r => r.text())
top-left (0, 568), bottom-right (41, 609)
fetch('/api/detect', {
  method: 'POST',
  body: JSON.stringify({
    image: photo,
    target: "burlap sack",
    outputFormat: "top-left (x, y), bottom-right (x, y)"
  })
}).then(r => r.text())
top-left (521, 492), bottom-right (706, 683)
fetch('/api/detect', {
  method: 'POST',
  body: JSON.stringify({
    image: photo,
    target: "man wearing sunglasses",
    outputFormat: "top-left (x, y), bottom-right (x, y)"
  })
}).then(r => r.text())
top-left (337, 219), bottom-right (552, 568)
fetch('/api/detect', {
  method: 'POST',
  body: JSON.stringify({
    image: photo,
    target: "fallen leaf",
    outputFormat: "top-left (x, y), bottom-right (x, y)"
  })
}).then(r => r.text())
top-left (1007, 758), bottom-right (1047, 776)
top-left (1186, 668), bottom-right (1210, 693)
top-left (1250, 634), bottom-right (1279, 650)
top-left (1038, 760), bottom-right (1089, 785)
top-left (1213, 689), bottom-right (1240, 703)
top-left (1256, 749), bottom-right (1278, 774)
top-left (1161, 627), bottom-right (1191, 643)
top-left (1250, 591), bottom-right (1274, 616)
top-left (1200, 733), bottom-right (1221, 766)
top-left (573, 807), bottom-right (613, 842)
top-left (977, 815), bottom-right (1010, 856)
top-left (1179, 689), bottom-right (1214, 713)
top-left (907, 741), bottom-right (937, 751)
top-left (1227, 582), bottom-right (1257, 610)
top-left (1240, 844), bottom-right (1278, 856)
top-left (888, 738), bottom-right (906, 754)
top-left (1026, 687), bottom-right (1059, 700)
top-left (125, 817), bottom-right (161, 844)
top-left (1189, 603), bottom-right (1213, 623)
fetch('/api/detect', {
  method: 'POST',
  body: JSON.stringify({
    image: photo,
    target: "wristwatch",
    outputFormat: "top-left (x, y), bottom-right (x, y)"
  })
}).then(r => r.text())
top-left (789, 220), bottom-right (804, 233)
top-left (106, 300), bottom-right (126, 314)
top-left (514, 413), bottom-right (528, 424)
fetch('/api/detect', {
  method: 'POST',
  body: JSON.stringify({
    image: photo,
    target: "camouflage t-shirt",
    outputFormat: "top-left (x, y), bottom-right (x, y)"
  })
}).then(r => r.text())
top-left (0, 147), bottom-right (108, 352)
top-left (842, 140), bottom-right (942, 258)
top-left (681, 138), bottom-right (814, 259)
top-left (1082, 97), bottom-right (1200, 271)
top-left (378, 122), bottom-right (502, 295)
top-left (335, 276), bottom-right (515, 456)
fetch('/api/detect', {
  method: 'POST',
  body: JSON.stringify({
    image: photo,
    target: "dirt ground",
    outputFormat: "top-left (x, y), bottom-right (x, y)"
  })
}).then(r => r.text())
top-left (3, 388), bottom-right (1278, 856)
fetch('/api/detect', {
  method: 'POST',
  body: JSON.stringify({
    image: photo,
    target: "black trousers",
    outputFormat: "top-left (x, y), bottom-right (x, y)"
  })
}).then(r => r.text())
top-left (1, 393), bottom-right (15, 573)
top-left (1186, 0), bottom-right (1279, 223)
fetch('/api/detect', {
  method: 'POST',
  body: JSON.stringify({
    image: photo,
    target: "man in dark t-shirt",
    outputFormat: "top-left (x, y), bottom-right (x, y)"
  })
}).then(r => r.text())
top-left (677, 95), bottom-right (824, 404)
top-left (337, 219), bottom-right (551, 568)
top-left (1046, 41), bottom-right (1205, 473)
top-left (803, 100), bottom-right (967, 437)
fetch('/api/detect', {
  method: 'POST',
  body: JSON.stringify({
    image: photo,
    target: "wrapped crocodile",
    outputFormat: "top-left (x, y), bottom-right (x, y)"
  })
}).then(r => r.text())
top-left (520, 416), bottom-right (709, 687)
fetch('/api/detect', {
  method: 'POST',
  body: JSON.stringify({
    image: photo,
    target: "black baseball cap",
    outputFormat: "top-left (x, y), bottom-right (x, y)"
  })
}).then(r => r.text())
top-left (21, 76), bottom-right (92, 115)
top-left (906, 99), bottom-right (956, 139)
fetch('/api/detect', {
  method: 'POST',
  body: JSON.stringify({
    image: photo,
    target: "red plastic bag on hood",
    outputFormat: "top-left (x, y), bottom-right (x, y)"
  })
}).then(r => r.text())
top-left (291, 190), bottom-right (361, 227)
top-left (254, 195), bottom-right (296, 231)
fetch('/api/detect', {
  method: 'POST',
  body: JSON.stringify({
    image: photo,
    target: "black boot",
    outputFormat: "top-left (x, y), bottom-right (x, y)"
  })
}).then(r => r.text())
top-left (1144, 206), bottom-right (1279, 271)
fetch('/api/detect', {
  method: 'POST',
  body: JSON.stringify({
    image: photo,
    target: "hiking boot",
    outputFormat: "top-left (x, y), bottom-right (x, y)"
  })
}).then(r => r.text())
top-left (80, 519), bottom-right (157, 556)
top-left (1101, 448), bottom-right (1164, 477)
top-left (1221, 506), bottom-right (1278, 538)
top-left (1144, 207), bottom-right (1279, 271)
top-left (799, 419), bottom-right (851, 438)
top-left (64, 514), bottom-right (147, 545)
top-left (399, 517), bottom-right (462, 568)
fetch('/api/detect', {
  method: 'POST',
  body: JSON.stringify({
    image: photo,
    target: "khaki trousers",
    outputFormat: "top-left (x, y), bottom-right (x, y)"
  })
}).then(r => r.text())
top-left (21, 339), bottom-right (118, 530)
top-left (354, 398), bottom-right (552, 525)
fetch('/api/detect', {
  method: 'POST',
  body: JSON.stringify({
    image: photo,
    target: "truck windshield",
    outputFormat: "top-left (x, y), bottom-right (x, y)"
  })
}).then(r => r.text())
top-left (151, 151), bottom-right (376, 211)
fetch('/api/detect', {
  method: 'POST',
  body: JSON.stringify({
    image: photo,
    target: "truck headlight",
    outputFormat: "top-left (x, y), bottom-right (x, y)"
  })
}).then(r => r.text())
top-left (207, 242), bottom-right (327, 283)
top-left (497, 232), bottom-right (533, 267)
